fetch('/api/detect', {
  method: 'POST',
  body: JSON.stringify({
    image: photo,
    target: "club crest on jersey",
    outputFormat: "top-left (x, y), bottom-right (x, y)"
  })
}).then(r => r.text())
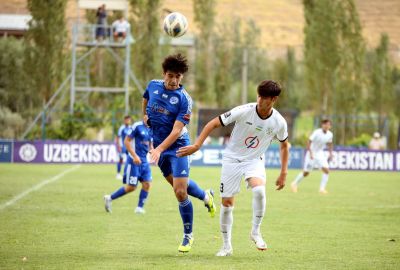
top-left (266, 127), bottom-right (274, 135)
top-left (169, 96), bottom-right (179, 104)
top-left (245, 136), bottom-right (260, 149)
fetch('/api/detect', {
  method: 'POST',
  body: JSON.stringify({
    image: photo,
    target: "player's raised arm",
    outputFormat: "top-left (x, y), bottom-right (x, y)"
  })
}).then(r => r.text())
top-left (177, 117), bottom-right (222, 157)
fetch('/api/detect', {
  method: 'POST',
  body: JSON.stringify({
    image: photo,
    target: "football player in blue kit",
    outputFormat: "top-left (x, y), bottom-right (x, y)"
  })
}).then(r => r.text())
top-left (143, 53), bottom-right (216, 253)
top-left (115, 115), bottom-right (132, 180)
top-left (104, 120), bottom-right (152, 214)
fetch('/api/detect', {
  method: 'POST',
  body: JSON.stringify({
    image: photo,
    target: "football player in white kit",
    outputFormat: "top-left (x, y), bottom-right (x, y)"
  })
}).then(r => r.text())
top-left (291, 119), bottom-right (333, 194)
top-left (177, 80), bottom-right (289, 256)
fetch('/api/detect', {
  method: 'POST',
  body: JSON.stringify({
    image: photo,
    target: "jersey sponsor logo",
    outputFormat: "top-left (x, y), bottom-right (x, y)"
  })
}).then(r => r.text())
top-left (224, 111), bottom-right (231, 118)
top-left (19, 143), bottom-right (37, 162)
top-left (150, 103), bottom-right (170, 115)
top-left (246, 121), bottom-right (253, 125)
top-left (169, 96), bottom-right (179, 105)
top-left (245, 136), bottom-right (260, 149)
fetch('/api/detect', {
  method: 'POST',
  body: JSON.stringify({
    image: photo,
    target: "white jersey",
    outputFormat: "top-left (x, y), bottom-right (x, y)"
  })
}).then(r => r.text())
top-left (219, 103), bottom-right (288, 161)
top-left (112, 20), bottom-right (130, 33)
top-left (309, 128), bottom-right (333, 153)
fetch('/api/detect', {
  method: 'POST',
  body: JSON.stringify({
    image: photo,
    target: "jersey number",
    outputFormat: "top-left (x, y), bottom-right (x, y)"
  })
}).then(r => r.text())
top-left (129, 176), bottom-right (138, 185)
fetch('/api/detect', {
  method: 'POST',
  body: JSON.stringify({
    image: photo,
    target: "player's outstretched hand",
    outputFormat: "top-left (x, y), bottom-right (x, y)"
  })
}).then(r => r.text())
top-left (176, 145), bottom-right (199, 157)
top-left (275, 173), bottom-right (286, 191)
top-left (149, 148), bottom-right (161, 165)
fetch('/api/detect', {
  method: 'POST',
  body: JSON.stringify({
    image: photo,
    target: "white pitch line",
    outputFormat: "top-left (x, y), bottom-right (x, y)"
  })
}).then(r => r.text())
top-left (0, 165), bottom-right (81, 211)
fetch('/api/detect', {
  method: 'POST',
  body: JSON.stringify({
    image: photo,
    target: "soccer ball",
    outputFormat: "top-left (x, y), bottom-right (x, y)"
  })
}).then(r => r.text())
top-left (163, 12), bottom-right (188, 38)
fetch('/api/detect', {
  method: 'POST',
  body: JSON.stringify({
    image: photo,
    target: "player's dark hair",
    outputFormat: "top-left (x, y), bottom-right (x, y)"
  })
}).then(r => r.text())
top-left (257, 80), bottom-right (282, 97)
top-left (321, 119), bottom-right (331, 124)
top-left (162, 53), bottom-right (189, 74)
top-left (124, 115), bottom-right (131, 120)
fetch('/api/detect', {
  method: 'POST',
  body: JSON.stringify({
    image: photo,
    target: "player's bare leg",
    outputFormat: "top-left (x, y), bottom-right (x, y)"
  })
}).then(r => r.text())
top-left (319, 168), bottom-right (329, 194)
top-left (248, 177), bottom-right (267, 250)
top-left (291, 171), bottom-right (309, 193)
top-left (216, 197), bottom-right (234, 256)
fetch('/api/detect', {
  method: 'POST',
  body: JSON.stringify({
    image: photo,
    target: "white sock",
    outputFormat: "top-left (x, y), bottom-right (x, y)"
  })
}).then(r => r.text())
top-left (251, 186), bottom-right (266, 235)
top-left (293, 172), bottom-right (304, 186)
top-left (203, 192), bottom-right (209, 204)
top-left (220, 205), bottom-right (233, 249)
top-left (320, 173), bottom-right (329, 191)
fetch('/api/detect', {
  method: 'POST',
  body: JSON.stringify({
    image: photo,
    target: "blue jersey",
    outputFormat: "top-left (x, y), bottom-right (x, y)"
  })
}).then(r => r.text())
top-left (118, 124), bottom-right (131, 150)
top-left (126, 121), bottom-right (152, 162)
top-left (143, 80), bottom-right (192, 150)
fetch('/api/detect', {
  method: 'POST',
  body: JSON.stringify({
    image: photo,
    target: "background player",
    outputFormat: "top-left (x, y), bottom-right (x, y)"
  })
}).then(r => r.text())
top-left (116, 115), bottom-right (132, 180)
top-left (104, 120), bottom-right (152, 214)
top-left (143, 53), bottom-right (216, 253)
top-left (291, 119), bottom-right (333, 194)
top-left (178, 80), bottom-right (289, 256)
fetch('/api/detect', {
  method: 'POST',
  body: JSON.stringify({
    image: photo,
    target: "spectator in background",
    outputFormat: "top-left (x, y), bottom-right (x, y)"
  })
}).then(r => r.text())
top-left (95, 4), bottom-right (107, 41)
top-left (112, 16), bottom-right (130, 42)
top-left (369, 132), bottom-right (385, 150)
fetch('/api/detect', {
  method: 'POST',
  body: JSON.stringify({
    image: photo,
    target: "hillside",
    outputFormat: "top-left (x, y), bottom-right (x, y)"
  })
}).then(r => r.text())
top-left (1, 0), bottom-right (400, 61)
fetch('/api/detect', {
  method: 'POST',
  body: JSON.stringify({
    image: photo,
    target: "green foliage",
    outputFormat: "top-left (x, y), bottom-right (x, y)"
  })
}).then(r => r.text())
top-left (0, 38), bottom-right (34, 116)
top-left (303, 0), bottom-right (366, 145)
top-left (193, 0), bottom-right (216, 103)
top-left (130, 0), bottom-right (162, 84)
top-left (347, 133), bottom-right (372, 148)
top-left (25, 0), bottom-right (68, 103)
top-left (0, 106), bottom-right (25, 139)
top-left (366, 33), bottom-right (395, 130)
top-left (56, 103), bottom-right (103, 140)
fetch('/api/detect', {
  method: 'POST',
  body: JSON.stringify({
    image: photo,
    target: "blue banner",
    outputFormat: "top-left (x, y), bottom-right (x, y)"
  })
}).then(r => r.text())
top-left (0, 141), bottom-right (12, 162)
top-left (190, 145), bottom-right (304, 169)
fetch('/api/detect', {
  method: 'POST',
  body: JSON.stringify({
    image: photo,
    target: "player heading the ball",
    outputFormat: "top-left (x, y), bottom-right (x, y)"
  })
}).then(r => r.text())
top-left (178, 80), bottom-right (290, 256)
top-left (143, 53), bottom-right (216, 253)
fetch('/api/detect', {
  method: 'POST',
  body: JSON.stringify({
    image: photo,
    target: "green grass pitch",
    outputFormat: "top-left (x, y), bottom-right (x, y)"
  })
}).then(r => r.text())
top-left (0, 164), bottom-right (399, 269)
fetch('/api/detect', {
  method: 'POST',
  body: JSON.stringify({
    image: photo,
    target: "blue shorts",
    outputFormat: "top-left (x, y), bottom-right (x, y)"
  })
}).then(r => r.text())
top-left (158, 148), bottom-right (190, 178)
top-left (123, 160), bottom-right (152, 186)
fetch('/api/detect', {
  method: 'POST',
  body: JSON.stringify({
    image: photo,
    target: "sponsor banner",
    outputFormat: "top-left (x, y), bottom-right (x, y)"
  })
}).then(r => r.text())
top-left (328, 150), bottom-right (400, 171)
top-left (3, 140), bottom-right (400, 171)
top-left (0, 141), bottom-right (13, 162)
top-left (13, 141), bottom-right (119, 164)
top-left (190, 146), bottom-right (304, 169)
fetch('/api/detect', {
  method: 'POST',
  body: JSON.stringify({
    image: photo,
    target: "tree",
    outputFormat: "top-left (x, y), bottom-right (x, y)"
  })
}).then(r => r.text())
top-left (130, 0), bottom-right (162, 84)
top-left (25, 0), bottom-right (68, 104)
top-left (368, 33), bottom-right (394, 130)
top-left (193, 0), bottom-right (216, 103)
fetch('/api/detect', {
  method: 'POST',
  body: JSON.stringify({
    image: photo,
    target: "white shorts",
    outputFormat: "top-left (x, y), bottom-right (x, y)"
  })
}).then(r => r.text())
top-left (220, 156), bottom-right (266, 198)
top-left (303, 151), bottom-right (329, 172)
